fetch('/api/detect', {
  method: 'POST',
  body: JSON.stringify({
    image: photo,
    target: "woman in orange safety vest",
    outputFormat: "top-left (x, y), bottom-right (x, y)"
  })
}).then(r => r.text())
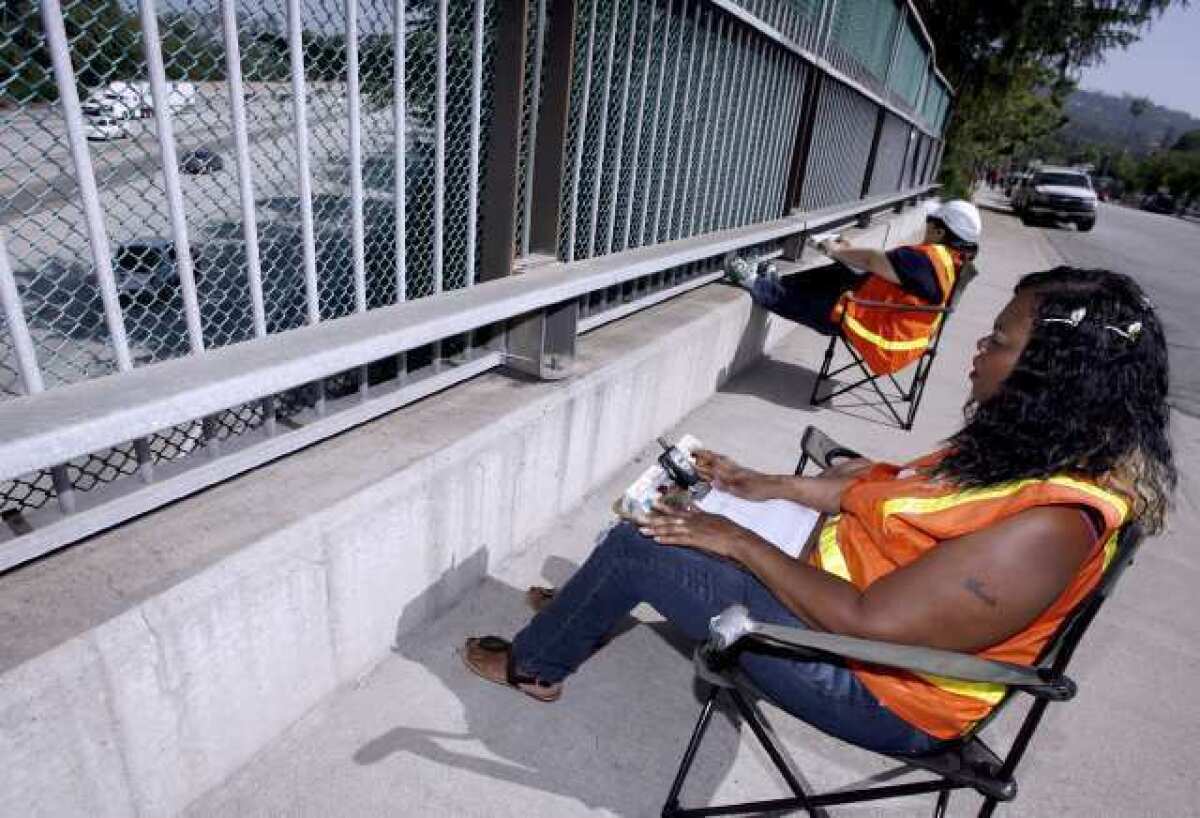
top-left (739, 200), bottom-right (982, 375)
top-left (464, 267), bottom-right (1174, 755)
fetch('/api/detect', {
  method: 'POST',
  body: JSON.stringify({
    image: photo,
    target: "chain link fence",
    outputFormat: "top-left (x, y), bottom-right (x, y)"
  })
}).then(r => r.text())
top-left (0, 0), bottom-right (950, 542)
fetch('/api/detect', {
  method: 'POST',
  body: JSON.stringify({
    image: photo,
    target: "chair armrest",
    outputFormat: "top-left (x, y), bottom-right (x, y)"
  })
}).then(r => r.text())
top-left (705, 605), bottom-right (1076, 701)
top-left (799, 426), bottom-right (863, 471)
top-left (843, 295), bottom-right (952, 314)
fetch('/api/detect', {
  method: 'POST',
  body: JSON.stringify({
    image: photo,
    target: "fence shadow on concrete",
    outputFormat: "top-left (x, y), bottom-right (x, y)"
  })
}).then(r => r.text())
top-left (353, 546), bottom-right (772, 816)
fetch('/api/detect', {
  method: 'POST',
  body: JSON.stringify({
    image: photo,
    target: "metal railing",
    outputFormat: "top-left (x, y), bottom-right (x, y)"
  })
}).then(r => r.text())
top-left (0, 0), bottom-right (950, 571)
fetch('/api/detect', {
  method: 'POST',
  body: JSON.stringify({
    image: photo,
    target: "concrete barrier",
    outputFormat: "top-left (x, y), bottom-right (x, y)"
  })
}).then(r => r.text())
top-left (0, 206), bottom-right (927, 818)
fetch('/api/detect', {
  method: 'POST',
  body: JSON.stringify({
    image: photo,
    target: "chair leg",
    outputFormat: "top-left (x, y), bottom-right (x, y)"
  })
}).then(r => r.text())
top-left (977, 796), bottom-right (999, 817)
top-left (662, 687), bottom-right (721, 818)
top-left (809, 335), bottom-right (837, 407)
top-left (726, 689), bottom-right (810, 804)
top-left (932, 789), bottom-right (951, 818)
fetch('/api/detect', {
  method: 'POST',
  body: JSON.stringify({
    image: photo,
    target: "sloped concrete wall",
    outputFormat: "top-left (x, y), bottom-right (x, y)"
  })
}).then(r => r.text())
top-left (0, 206), bottom-right (927, 818)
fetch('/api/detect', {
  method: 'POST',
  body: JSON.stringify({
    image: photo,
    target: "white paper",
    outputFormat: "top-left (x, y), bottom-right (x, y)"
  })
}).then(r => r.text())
top-left (696, 489), bottom-right (820, 559)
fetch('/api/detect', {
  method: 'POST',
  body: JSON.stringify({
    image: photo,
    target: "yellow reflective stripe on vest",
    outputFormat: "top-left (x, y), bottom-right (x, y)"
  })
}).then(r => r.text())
top-left (926, 244), bottom-right (957, 301)
top-left (916, 672), bottom-right (1007, 704)
top-left (816, 519), bottom-right (851, 581)
top-left (842, 313), bottom-right (937, 352)
top-left (881, 476), bottom-right (1129, 524)
top-left (1101, 531), bottom-right (1119, 571)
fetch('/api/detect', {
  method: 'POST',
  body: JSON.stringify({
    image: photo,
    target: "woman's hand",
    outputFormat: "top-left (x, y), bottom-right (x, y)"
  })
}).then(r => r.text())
top-left (693, 449), bottom-right (778, 500)
top-left (639, 502), bottom-right (755, 561)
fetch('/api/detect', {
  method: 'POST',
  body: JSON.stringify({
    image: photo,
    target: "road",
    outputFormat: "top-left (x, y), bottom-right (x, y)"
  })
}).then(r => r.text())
top-left (994, 198), bottom-right (1200, 418)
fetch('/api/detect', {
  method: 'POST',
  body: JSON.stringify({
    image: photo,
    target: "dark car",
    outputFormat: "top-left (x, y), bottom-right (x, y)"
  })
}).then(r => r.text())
top-left (114, 239), bottom-right (178, 304)
top-left (180, 148), bottom-right (224, 175)
top-left (1140, 192), bottom-right (1176, 215)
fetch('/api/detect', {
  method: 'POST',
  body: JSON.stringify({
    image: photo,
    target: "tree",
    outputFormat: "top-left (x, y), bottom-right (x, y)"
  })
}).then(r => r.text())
top-left (912, 0), bottom-right (1184, 197)
top-left (1173, 130), bottom-right (1200, 152)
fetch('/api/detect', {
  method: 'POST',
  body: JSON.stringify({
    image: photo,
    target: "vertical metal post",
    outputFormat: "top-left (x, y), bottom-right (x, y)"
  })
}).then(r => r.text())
top-left (602, 0), bottom-right (640, 255)
top-left (286, 0), bottom-right (320, 329)
top-left (433, 0), bottom-right (447, 292)
top-left (221, 0), bottom-right (266, 341)
top-left (466, 0), bottom-right (485, 284)
top-left (637, 0), bottom-right (673, 246)
top-left (529, 0), bottom-right (579, 257)
top-left (664, 0), bottom-right (700, 240)
top-left (480, 0), bottom-right (532, 281)
top-left (346, 0), bottom-right (367, 316)
top-left (772, 59), bottom-right (805, 216)
top-left (0, 231), bottom-right (78, 515)
top-left (784, 66), bottom-right (824, 212)
top-left (287, 0), bottom-right (324, 414)
top-left (649, 0), bottom-right (684, 244)
top-left (697, 15), bottom-right (730, 233)
top-left (393, 0), bottom-right (408, 381)
top-left (860, 106), bottom-right (886, 199)
top-left (140, 0), bottom-right (204, 356)
top-left (44, 0), bottom-right (157, 483)
top-left (677, 6), bottom-right (711, 238)
top-left (345, 0), bottom-right (370, 398)
top-left (620, 0), bottom-right (655, 251)
top-left (41, 0), bottom-right (132, 373)
top-left (518, 0), bottom-right (547, 257)
top-left (565, 0), bottom-right (598, 263)
top-left (585, 0), bottom-right (620, 258)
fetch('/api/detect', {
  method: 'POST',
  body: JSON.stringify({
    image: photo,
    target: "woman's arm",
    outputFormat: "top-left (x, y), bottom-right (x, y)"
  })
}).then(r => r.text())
top-left (642, 504), bottom-right (1097, 652)
top-left (692, 449), bottom-right (869, 513)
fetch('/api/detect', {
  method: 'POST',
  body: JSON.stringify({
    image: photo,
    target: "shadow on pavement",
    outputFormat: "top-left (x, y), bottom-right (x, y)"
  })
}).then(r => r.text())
top-left (352, 546), bottom-right (760, 816)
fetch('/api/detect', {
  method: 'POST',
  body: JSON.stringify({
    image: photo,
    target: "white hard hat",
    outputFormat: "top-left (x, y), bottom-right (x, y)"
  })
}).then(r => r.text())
top-left (931, 200), bottom-right (982, 245)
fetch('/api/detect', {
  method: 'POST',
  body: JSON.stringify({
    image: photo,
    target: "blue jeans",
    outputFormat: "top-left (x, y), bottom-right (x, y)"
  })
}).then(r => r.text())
top-left (750, 262), bottom-right (864, 335)
top-left (511, 523), bottom-right (946, 756)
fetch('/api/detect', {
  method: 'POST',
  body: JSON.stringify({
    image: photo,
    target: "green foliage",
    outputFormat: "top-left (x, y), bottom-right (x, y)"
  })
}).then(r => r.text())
top-left (0, 0), bottom-right (142, 104)
top-left (1173, 130), bottom-right (1200, 152)
top-left (911, 0), bottom-right (1184, 194)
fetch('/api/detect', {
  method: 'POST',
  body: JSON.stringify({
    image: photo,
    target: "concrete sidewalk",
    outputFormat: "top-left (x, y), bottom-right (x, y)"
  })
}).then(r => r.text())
top-left (184, 211), bottom-right (1200, 818)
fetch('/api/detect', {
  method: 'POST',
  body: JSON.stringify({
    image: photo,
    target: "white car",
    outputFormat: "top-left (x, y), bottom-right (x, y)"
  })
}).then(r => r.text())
top-left (84, 117), bottom-right (130, 141)
top-left (1015, 167), bottom-right (1098, 231)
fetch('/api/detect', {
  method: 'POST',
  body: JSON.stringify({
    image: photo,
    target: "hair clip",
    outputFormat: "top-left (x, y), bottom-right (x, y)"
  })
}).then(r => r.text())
top-left (1042, 306), bottom-right (1087, 328)
top-left (1106, 321), bottom-right (1143, 342)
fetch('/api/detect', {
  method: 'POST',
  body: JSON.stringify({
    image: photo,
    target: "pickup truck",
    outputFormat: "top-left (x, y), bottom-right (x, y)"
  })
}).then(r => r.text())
top-left (1014, 167), bottom-right (1098, 232)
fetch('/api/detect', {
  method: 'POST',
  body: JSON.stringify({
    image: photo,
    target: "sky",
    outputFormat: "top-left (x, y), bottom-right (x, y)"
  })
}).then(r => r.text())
top-left (1078, 3), bottom-right (1200, 118)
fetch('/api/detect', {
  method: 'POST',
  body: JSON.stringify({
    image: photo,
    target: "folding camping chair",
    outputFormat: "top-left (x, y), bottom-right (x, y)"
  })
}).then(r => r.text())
top-left (661, 425), bottom-right (1144, 818)
top-left (808, 264), bottom-right (976, 431)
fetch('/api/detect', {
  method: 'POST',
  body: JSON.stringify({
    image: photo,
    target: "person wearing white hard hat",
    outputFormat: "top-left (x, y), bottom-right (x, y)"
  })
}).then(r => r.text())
top-left (732, 199), bottom-right (981, 375)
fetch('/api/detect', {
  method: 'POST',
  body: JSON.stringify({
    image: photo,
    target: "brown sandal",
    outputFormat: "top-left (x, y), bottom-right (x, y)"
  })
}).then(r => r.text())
top-left (462, 636), bottom-right (563, 703)
top-left (525, 585), bottom-right (556, 613)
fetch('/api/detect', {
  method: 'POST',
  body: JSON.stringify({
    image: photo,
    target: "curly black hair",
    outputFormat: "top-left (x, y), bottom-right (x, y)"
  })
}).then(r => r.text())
top-left (936, 267), bottom-right (1176, 531)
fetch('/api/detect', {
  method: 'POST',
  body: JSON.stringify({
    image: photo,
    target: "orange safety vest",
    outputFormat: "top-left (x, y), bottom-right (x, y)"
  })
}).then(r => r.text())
top-left (809, 453), bottom-right (1131, 740)
top-left (830, 243), bottom-right (961, 376)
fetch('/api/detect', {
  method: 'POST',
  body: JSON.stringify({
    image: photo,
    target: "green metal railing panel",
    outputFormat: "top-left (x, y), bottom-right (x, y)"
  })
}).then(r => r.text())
top-left (829, 0), bottom-right (899, 82)
top-left (886, 20), bottom-right (924, 108)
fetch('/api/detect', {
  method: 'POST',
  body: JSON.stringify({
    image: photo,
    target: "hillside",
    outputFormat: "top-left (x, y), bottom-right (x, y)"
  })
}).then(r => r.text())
top-left (1061, 89), bottom-right (1200, 154)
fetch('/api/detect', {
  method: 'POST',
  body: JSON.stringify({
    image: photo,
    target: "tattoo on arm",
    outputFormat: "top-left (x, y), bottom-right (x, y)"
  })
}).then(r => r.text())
top-left (964, 577), bottom-right (999, 607)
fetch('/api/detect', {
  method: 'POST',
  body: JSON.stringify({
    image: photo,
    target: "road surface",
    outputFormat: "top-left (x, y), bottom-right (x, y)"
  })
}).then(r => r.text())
top-left (996, 198), bottom-right (1200, 418)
